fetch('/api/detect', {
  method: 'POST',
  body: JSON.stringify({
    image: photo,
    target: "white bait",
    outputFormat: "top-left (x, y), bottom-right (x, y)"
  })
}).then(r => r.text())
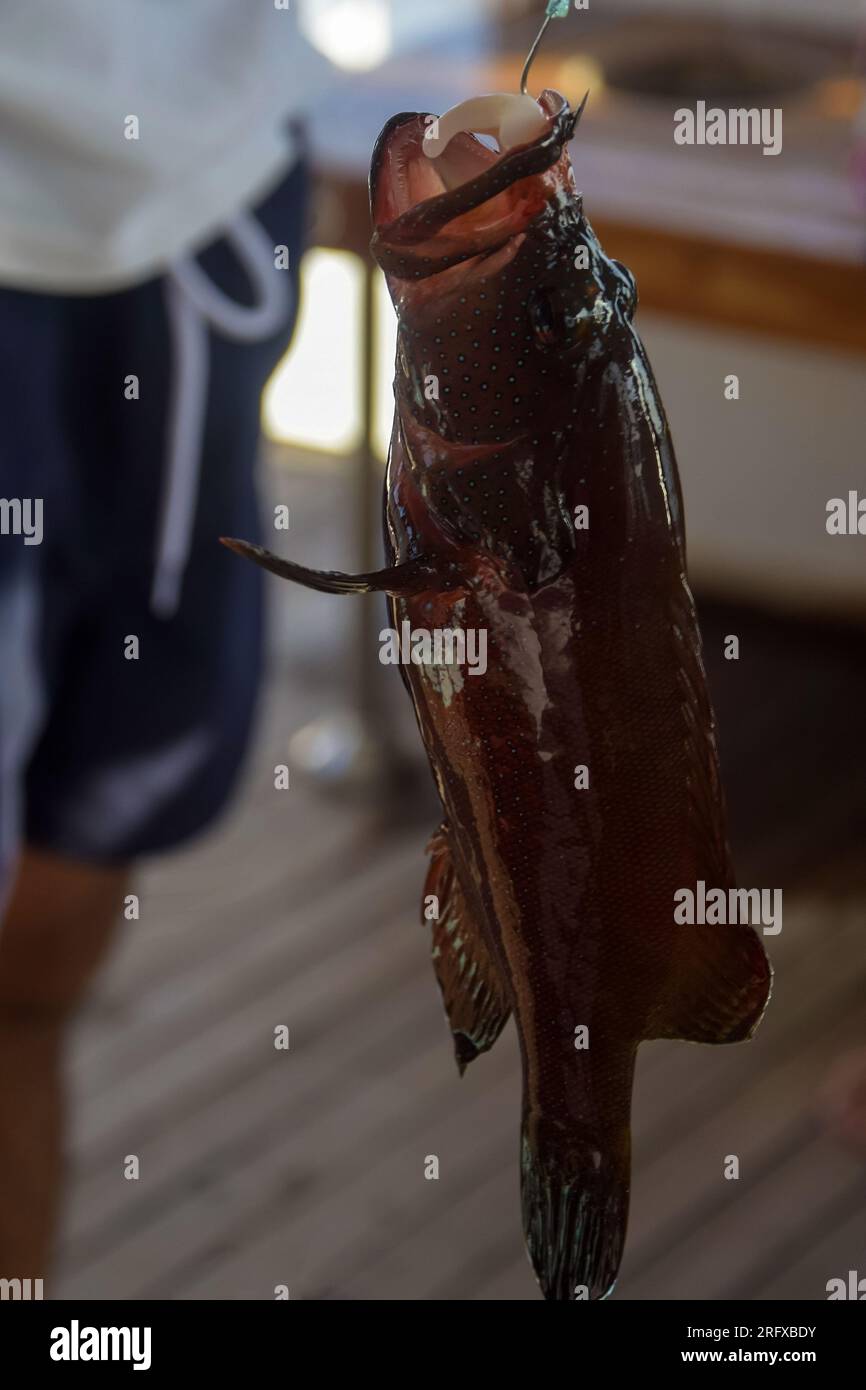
top-left (422, 93), bottom-right (547, 160)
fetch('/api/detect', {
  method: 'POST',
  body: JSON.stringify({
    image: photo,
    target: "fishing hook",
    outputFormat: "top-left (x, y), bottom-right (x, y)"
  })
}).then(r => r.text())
top-left (521, 2), bottom-right (589, 135)
top-left (520, 12), bottom-right (553, 96)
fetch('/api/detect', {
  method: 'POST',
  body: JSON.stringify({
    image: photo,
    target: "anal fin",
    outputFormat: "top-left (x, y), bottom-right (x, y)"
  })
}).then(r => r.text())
top-left (657, 580), bottom-right (773, 1046)
top-left (423, 826), bottom-right (510, 1074)
top-left (648, 922), bottom-right (772, 1045)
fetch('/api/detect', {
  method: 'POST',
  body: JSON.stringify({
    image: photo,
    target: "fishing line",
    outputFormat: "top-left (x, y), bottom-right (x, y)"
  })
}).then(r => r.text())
top-left (520, 0), bottom-right (571, 96)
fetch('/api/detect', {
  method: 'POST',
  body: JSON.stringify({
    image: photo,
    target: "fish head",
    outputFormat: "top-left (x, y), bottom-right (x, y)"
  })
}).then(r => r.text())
top-left (369, 90), bottom-right (627, 447)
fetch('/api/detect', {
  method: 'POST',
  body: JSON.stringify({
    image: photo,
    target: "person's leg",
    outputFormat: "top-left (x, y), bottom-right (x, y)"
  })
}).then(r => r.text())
top-left (0, 850), bottom-right (128, 1278)
top-left (0, 156), bottom-right (310, 1285)
top-left (0, 288), bottom-right (81, 1283)
top-left (0, 203), bottom-right (275, 1274)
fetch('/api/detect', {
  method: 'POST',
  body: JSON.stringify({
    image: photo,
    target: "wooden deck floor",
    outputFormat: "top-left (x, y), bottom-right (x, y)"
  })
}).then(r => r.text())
top-left (52, 472), bottom-right (866, 1301)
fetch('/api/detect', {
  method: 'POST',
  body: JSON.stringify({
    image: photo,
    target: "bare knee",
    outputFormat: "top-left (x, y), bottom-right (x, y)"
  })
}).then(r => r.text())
top-left (0, 848), bottom-right (129, 1021)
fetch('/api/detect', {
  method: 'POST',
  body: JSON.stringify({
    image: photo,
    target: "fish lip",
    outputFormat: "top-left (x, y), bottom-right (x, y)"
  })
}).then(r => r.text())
top-left (369, 90), bottom-right (577, 274)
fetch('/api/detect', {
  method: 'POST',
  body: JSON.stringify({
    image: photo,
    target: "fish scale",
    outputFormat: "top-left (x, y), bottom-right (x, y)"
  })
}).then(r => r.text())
top-left (224, 87), bottom-right (772, 1302)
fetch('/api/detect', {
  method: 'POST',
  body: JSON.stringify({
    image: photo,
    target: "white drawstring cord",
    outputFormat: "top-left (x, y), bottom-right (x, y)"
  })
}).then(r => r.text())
top-left (150, 210), bottom-right (293, 618)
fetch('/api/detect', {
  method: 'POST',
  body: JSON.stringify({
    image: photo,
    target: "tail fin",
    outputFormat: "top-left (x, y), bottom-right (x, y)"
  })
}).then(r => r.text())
top-left (520, 1038), bottom-right (635, 1302)
top-left (521, 1125), bottom-right (630, 1301)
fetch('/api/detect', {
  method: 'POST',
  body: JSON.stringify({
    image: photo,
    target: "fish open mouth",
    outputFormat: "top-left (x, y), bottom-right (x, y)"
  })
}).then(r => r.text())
top-left (369, 90), bottom-right (581, 284)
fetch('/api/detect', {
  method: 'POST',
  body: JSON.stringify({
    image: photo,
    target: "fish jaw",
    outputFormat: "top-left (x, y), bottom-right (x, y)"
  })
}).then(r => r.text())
top-left (369, 89), bottom-right (580, 283)
top-left (369, 90), bottom-right (639, 456)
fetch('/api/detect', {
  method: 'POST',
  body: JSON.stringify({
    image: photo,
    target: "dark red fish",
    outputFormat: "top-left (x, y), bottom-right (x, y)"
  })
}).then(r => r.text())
top-left (224, 89), bottom-right (772, 1301)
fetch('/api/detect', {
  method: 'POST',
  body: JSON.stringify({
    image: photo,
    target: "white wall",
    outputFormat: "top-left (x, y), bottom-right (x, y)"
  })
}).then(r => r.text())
top-left (639, 312), bottom-right (866, 617)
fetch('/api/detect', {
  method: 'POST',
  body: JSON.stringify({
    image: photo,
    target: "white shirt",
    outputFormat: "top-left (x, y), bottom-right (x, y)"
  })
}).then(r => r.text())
top-left (0, 0), bottom-right (333, 292)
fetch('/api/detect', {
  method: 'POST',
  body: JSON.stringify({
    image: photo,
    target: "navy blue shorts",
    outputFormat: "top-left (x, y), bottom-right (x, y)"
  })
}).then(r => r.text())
top-left (0, 158), bottom-right (308, 888)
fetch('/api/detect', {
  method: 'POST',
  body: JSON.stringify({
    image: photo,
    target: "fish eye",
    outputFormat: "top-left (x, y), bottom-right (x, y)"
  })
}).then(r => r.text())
top-left (528, 286), bottom-right (560, 347)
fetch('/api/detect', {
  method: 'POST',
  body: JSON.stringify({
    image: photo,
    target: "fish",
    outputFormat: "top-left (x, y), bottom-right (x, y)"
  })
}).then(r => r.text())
top-left (223, 87), bottom-right (772, 1301)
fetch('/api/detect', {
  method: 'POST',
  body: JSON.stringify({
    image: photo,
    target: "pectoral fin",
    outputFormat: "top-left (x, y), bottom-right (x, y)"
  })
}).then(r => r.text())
top-left (221, 537), bottom-right (438, 597)
top-left (423, 826), bottom-right (510, 1074)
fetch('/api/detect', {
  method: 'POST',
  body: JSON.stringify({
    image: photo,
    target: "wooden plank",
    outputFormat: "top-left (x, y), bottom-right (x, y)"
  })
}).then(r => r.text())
top-left (176, 1063), bottom-right (520, 1301)
top-left (346, 1164), bottom-right (520, 1302)
top-left (71, 833), bottom-right (425, 1086)
top-left (621, 1137), bottom-right (863, 1302)
top-left (57, 934), bottom-right (435, 1262)
top-left (472, 1255), bottom-right (537, 1303)
top-left (59, 1034), bottom-right (458, 1298)
top-left (748, 1176), bottom-right (866, 1301)
top-left (67, 856), bottom-right (423, 1157)
top-left (58, 894), bottom-right (852, 1299)
top-left (625, 1002), bottom-right (866, 1270)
